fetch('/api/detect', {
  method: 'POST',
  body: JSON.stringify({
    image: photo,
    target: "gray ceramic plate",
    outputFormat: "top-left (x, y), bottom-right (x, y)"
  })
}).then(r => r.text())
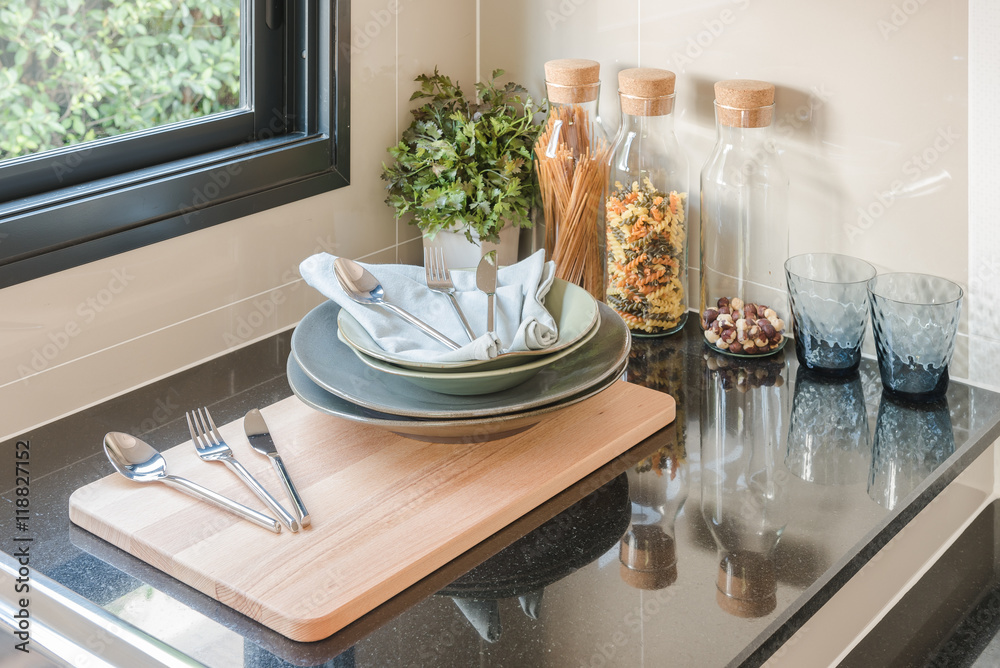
top-left (291, 300), bottom-right (631, 419)
top-left (336, 277), bottom-right (600, 371)
top-left (286, 354), bottom-right (628, 443)
top-left (341, 312), bottom-right (601, 396)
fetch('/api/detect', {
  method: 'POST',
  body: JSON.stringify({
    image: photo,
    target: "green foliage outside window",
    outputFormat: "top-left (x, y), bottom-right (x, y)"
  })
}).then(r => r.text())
top-left (0, 0), bottom-right (240, 162)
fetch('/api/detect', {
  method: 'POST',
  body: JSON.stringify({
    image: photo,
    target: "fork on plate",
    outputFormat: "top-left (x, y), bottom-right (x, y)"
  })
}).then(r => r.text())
top-left (424, 246), bottom-right (476, 342)
top-left (186, 407), bottom-right (300, 532)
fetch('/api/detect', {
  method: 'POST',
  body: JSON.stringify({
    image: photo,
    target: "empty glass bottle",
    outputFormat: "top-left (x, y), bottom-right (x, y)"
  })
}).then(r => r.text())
top-left (700, 80), bottom-right (789, 349)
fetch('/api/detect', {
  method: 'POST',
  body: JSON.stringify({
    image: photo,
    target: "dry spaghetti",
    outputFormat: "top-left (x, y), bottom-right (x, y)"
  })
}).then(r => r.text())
top-left (534, 105), bottom-right (610, 300)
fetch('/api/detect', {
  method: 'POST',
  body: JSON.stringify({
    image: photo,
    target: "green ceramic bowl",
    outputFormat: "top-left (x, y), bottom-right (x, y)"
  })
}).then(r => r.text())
top-left (342, 312), bottom-right (601, 395)
top-left (336, 277), bottom-right (600, 372)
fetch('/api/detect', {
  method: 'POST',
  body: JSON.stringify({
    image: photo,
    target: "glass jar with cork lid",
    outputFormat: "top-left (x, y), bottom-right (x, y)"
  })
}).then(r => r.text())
top-left (700, 79), bottom-right (789, 357)
top-left (605, 67), bottom-right (689, 337)
top-left (534, 58), bottom-right (611, 301)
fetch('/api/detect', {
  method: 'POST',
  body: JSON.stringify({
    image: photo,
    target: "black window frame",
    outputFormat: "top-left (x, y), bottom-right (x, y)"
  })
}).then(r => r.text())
top-left (0, 0), bottom-right (350, 288)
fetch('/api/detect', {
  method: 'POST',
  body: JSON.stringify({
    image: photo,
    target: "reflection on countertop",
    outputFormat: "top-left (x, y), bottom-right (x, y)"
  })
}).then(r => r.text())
top-left (3, 318), bottom-right (1000, 667)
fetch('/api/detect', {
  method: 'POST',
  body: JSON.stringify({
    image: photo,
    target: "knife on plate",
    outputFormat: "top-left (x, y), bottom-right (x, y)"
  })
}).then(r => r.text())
top-left (476, 251), bottom-right (498, 337)
top-left (244, 409), bottom-right (311, 528)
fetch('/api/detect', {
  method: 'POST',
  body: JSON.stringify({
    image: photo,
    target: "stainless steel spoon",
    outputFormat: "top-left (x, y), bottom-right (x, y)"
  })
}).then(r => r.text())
top-left (103, 432), bottom-right (281, 533)
top-left (333, 257), bottom-right (461, 350)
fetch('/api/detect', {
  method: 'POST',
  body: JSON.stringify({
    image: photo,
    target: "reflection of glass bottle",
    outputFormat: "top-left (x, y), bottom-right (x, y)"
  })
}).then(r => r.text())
top-left (786, 367), bottom-right (870, 485)
top-left (620, 444), bottom-right (688, 590)
top-left (869, 395), bottom-right (954, 510)
top-left (626, 335), bottom-right (689, 452)
top-left (701, 349), bottom-right (789, 617)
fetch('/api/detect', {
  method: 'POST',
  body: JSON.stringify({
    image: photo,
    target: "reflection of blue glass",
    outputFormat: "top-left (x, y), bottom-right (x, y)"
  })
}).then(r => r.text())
top-left (868, 395), bottom-right (954, 510)
top-left (786, 368), bottom-right (870, 485)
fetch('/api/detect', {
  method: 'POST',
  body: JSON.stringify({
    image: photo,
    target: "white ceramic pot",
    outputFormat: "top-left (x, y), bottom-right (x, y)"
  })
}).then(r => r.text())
top-left (425, 224), bottom-right (521, 268)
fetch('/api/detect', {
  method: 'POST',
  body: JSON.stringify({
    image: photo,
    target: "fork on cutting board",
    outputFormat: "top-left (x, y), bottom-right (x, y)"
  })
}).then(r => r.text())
top-left (186, 406), bottom-right (300, 532)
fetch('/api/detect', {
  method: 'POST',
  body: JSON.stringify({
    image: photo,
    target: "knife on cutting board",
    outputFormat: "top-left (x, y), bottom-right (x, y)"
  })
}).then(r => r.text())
top-left (245, 409), bottom-right (311, 528)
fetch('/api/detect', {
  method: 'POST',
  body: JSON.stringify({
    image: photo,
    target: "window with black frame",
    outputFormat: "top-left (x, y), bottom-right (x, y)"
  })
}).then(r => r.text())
top-left (0, 0), bottom-right (350, 288)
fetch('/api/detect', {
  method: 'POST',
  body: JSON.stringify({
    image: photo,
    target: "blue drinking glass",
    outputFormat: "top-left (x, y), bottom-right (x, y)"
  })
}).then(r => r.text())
top-left (868, 273), bottom-right (963, 401)
top-left (785, 253), bottom-right (877, 376)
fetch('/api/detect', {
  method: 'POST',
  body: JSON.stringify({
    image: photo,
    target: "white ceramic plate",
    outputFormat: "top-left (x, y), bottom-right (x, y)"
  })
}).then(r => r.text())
top-left (286, 354), bottom-right (628, 443)
top-left (342, 312), bottom-right (601, 395)
top-left (290, 300), bottom-right (631, 419)
top-left (336, 277), bottom-right (599, 372)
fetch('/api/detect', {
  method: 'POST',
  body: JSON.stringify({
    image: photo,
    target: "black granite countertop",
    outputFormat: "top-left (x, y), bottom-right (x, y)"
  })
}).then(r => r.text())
top-left (4, 317), bottom-right (1000, 667)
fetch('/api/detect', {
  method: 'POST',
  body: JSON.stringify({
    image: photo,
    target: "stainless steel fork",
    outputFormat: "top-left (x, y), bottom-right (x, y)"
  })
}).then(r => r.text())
top-left (424, 246), bottom-right (476, 342)
top-left (187, 407), bottom-right (300, 532)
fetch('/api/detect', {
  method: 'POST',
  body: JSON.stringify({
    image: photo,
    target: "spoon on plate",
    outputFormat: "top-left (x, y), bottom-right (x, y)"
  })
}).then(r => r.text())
top-left (103, 432), bottom-right (281, 533)
top-left (333, 257), bottom-right (460, 350)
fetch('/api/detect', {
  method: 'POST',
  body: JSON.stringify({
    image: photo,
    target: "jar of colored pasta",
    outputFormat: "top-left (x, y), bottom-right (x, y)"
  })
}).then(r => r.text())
top-left (605, 68), bottom-right (689, 336)
top-left (699, 80), bottom-right (789, 355)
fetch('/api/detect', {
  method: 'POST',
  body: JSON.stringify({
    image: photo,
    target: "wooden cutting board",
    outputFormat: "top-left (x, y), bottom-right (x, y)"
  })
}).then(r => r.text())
top-left (69, 381), bottom-right (674, 642)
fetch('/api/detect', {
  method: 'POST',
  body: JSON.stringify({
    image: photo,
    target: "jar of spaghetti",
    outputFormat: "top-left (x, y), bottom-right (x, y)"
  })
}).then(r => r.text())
top-left (535, 59), bottom-right (611, 301)
top-left (605, 68), bottom-right (689, 336)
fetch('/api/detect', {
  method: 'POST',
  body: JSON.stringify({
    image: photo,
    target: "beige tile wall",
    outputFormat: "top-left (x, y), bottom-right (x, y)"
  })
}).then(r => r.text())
top-left (481, 0), bottom-right (969, 365)
top-left (0, 0), bottom-right (985, 441)
top-left (0, 0), bottom-right (473, 441)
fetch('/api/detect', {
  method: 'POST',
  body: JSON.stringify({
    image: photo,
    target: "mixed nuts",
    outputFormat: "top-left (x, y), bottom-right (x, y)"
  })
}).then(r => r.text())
top-left (701, 297), bottom-right (784, 355)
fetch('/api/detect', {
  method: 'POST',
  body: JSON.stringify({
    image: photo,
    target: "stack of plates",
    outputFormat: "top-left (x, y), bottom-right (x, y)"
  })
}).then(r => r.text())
top-left (287, 279), bottom-right (632, 443)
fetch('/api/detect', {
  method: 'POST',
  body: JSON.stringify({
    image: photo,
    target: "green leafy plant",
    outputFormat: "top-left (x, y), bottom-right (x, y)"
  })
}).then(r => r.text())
top-left (0, 0), bottom-right (240, 161)
top-left (381, 68), bottom-right (545, 244)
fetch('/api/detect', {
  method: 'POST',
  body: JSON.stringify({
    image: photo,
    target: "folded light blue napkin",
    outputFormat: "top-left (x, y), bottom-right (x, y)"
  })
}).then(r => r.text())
top-left (299, 249), bottom-right (558, 362)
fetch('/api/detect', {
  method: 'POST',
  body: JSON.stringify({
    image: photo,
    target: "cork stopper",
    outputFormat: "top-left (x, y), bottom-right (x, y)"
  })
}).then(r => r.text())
top-left (544, 58), bottom-right (601, 104)
top-left (714, 79), bottom-right (775, 128)
top-left (619, 527), bottom-right (678, 590)
top-left (715, 551), bottom-right (777, 618)
top-left (618, 68), bottom-right (676, 116)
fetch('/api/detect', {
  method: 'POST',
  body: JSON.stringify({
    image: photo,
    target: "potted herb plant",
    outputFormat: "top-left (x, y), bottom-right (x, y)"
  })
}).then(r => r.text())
top-left (382, 68), bottom-right (544, 265)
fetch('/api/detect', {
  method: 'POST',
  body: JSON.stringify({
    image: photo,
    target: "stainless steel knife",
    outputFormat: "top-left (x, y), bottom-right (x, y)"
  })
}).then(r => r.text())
top-left (244, 409), bottom-right (311, 528)
top-left (476, 250), bottom-right (498, 336)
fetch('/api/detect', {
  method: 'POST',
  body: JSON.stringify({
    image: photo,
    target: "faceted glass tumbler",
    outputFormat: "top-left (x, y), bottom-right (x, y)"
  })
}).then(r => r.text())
top-left (868, 273), bottom-right (963, 400)
top-left (784, 253), bottom-right (877, 376)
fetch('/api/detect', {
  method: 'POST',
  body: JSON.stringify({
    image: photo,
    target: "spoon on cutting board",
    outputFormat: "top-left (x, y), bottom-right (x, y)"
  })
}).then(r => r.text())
top-left (103, 432), bottom-right (281, 533)
top-left (333, 256), bottom-right (461, 350)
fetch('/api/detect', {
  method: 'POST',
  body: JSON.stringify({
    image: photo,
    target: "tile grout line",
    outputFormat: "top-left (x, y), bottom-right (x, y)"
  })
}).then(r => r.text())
top-left (1, 278), bottom-right (303, 391)
top-left (3, 238), bottom-right (418, 392)
top-left (393, 5), bottom-right (400, 261)
top-left (637, 0), bottom-right (641, 67)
